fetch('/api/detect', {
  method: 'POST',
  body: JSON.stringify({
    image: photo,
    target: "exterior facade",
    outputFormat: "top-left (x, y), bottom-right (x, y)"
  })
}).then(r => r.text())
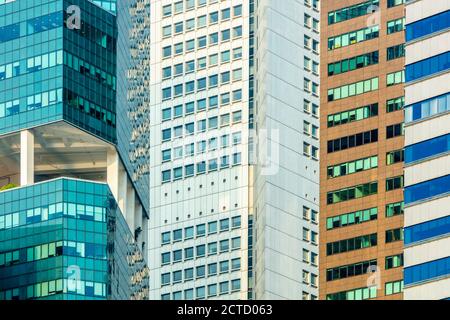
top-left (0, 0), bottom-right (149, 300)
top-left (148, 0), bottom-right (319, 300)
top-left (319, 0), bottom-right (405, 300)
top-left (252, 0), bottom-right (320, 300)
top-left (403, 0), bottom-right (450, 300)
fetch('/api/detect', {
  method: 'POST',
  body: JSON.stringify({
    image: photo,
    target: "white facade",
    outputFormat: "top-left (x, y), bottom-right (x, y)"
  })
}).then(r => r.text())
top-left (252, 0), bottom-right (320, 300)
top-left (404, 0), bottom-right (450, 300)
top-left (148, 0), bottom-right (319, 300)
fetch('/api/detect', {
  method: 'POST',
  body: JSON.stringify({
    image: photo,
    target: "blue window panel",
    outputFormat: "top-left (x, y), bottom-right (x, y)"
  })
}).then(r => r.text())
top-left (0, 12), bottom-right (63, 44)
top-left (404, 175), bottom-right (450, 204)
top-left (406, 10), bottom-right (450, 42)
top-left (0, 23), bottom-right (20, 43)
top-left (405, 134), bottom-right (450, 164)
top-left (405, 92), bottom-right (450, 123)
top-left (404, 256), bottom-right (450, 285)
top-left (405, 215), bottom-right (450, 245)
top-left (405, 51), bottom-right (450, 82)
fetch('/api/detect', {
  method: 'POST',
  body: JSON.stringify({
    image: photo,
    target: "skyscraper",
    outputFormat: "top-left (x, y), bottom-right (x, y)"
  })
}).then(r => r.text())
top-left (0, 0), bottom-right (148, 300)
top-left (320, 0), bottom-right (405, 300)
top-left (149, 0), bottom-right (320, 300)
top-left (403, 0), bottom-right (450, 300)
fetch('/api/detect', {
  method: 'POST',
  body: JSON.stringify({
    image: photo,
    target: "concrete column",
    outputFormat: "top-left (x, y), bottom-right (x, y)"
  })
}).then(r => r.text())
top-left (126, 183), bottom-right (135, 233)
top-left (107, 148), bottom-right (119, 201)
top-left (134, 200), bottom-right (143, 236)
top-left (20, 130), bottom-right (34, 186)
top-left (118, 167), bottom-right (127, 215)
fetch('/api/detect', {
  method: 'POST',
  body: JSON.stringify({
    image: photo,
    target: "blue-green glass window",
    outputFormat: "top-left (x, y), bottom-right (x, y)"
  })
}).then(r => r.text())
top-left (220, 218), bottom-right (229, 231)
top-left (163, 46), bottom-right (171, 58)
top-left (184, 247), bottom-right (194, 260)
top-left (208, 221), bottom-right (217, 234)
top-left (220, 239), bottom-right (229, 252)
top-left (208, 242), bottom-right (217, 255)
top-left (208, 263), bottom-right (217, 276)
top-left (231, 279), bottom-right (241, 291)
top-left (222, 29), bottom-right (230, 41)
top-left (162, 87), bottom-right (171, 100)
top-left (209, 74), bottom-right (218, 87)
top-left (162, 108), bottom-right (171, 121)
top-left (196, 286), bottom-right (205, 299)
top-left (197, 98), bottom-right (207, 111)
top-left (173, 229), bottom-right (182, 242)
top-left (161, 252), bottom-right (171, 264)
top-left (197, 78), bottom-right (207, 90)
top-left (198, 36), bottom-right (207, 48)
top-left (196, 224), bottom-right (206, 237)
top-left (162, 170), bottom-right (171, 182)
top-left (174, 63), bottom-right (183, 75)
top-left (222, 8), bottom-right (231, 20)
top-left (328, 0), bottom-right (380, 25)
top-left (232, 216), bottom-right (241, 229)
top-left (209, 96), bottom-right (218, 108)
top-left (208, 284), bottom-right (217, 297)
top-left (387, 0), bottom-right (404, 8)
top-left (173, 249), bottom-right (182, 262)
top-left (185, 102), bottom-right (195, 114)
top-left (220, 260), bottom-right (229, 273)
top-left (161, 273), bottom-right (170, 286)
top-left (387, 18), bottom-right (405, 34)
top-left (219, 281), bottom-right (229, 295)
top-left (161, 232), bottom-right (171, 244)
top-left (162, 129), bottom-right (171, 141)
top-left (184, 268), bottom-right (194, 280)
top-left (196, 245), bottom-right (205, 258)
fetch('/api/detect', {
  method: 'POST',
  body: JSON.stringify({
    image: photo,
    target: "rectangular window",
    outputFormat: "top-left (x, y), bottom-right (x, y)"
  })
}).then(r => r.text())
top-left (386, 123), bottom-right (404, 139)
top-left (386, 253), bottom-right (404, 269)
top-left (387, 18), bottom-right (405, 34)
top-left (326, 233), bottom-right (377, 256)
top-left (328, 51), bottom-right (379, 76)
top-left (328, 0), bottom-right (380, 25)
top-left (327, 129), bottom-right (378, 153)
top-left (326, 207), bottom-right (378, 230)
top-left (328, 77), bottom-right (379, 101)
top-left (386, 201), bottom-right (404, 217)
top-left (327, 103), bottom-right (378, 128)
top-left (386, 96), bottom-right (404, 112)
top-left (385, 280), bottom-right (403, 296)
top-left (386, 149), bottom-right (404, 165)
top-left (327, 182), bottom-right (378, 204)
top-left (386, 228), bottom-right (404, 243)
top-left (328, 25), bottom-right (379, 50)
top-left (387, 70), bottom-right (405, 86)
top-left (327, 156), bottom-right (378, 178)
top-left (326, 259), bottom-right (377, 281)
top-left (387, 0), bottom-right (404, 8)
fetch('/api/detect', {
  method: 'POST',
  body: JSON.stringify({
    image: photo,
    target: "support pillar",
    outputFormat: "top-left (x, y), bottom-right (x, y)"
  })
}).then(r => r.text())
top-left (107, 148), bottom-right (119, 201)
top-left (20, 130), bottom-right (34, 186)
top-left (126, 183), bottom-right (135, 233)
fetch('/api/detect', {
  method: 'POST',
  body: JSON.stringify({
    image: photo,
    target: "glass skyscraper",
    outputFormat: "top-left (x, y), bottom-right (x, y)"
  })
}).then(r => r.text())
top-left (0, 0), bottom-right (149, 300)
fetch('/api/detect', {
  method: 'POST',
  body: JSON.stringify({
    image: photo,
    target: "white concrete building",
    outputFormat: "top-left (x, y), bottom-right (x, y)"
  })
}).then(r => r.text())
top-left (148, 0), bottom-right (320, 300)
top-left (403, 0), bottom-right (450, 300)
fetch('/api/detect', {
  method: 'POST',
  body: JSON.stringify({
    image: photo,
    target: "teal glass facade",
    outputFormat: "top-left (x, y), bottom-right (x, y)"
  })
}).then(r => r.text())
top-left (0, 0), bottom-right (148, 300)
top-left (116, 0), bottom-right (150, 213)
top-left (0, 0), bottom-right (117, 143)
top-left (0, 178), bottom-right (148, 300)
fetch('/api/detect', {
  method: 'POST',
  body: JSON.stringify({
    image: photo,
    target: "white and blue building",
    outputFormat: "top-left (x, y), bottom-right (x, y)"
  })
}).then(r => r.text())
top-left (403, 0), bottom-right (450, 300)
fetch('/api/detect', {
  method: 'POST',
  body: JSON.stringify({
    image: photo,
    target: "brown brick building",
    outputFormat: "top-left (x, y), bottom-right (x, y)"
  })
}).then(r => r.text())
top-left (319, 0), bottom-right (405, 300)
